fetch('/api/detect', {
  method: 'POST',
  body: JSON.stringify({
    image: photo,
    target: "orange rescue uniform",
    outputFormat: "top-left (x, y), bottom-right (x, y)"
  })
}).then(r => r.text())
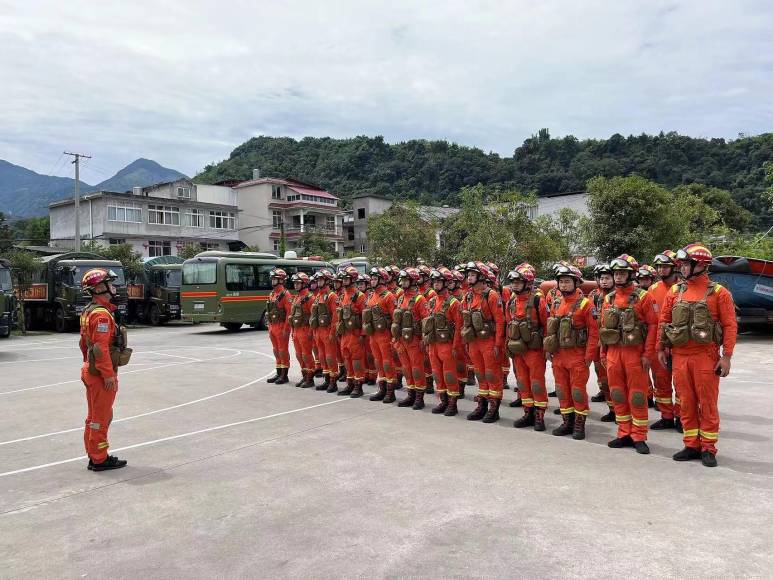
top-left (267, 286), bottom-right (292, 370)
top-left (464, 287), bottom-right (505, 401)
top-left (506, 289), bottom-right (549, 408)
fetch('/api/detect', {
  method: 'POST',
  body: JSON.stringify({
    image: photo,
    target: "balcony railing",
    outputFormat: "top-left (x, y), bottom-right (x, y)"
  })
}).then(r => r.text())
top-left (279, 224), bottom-right (341, 236)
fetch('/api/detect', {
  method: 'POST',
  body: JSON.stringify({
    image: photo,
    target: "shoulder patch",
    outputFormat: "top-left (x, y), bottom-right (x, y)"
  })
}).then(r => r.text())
top-left (96, 322), bottom-right (110, 333)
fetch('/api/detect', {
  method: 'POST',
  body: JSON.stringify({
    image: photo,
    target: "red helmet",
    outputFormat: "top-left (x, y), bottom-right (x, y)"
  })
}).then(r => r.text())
top-left (270, 268), bottom-right (288, 282)
top-left (676, 243), bottom-right (713, 265)
top-left (486, 262), bottom-right (499, 275)
top-left (357, 273), bottom-right (371, 284)
top-left (610, 254), bottom-right (639, 272)
top-left (342, 266), bottom-right (359, 279)
top-left (430, 267), bottom-right (454, 282)
top-left (291, 272), bottom-right (310, 285)
top-left (515, 263), bottom-right (536, 284)
top-left (554, 264), bottom-right (582, 282)
top-left (314, 269), bottom-right (333, 283)
top-left (388, 265), bottom-right (400, 278)
top-left (451, 269), bottom-right (465, 283)
top-left (399, 267), bottom-right (421, 284)
top-left (637, 264), bottom-right (656, 279)
top-left (417, 264), bottom-right (432, 277)
top-left (81, 268), bottom-right (117, 291)
top-left (653, 250), bottom-right (677, 266)
top-left (370, 267), bottom-right (390, 284)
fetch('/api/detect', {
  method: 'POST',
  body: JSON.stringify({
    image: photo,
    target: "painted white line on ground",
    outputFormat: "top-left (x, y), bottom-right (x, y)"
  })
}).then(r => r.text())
top-left (0, 396), bottom-right (355, 478)
top-left (0, 372), bottom-right (273, 446)
top-left (0, 355), bottom-right (77, 365)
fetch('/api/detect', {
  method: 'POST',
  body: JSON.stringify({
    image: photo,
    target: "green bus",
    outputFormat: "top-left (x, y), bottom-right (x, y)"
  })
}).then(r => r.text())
top-left (181, 251), bottom-right (332, 331)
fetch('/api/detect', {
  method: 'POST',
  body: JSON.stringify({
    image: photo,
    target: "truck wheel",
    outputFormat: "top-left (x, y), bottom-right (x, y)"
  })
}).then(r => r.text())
top-left (0, 324), bottom-right (9, 338)
top-left (222, 322), bottom-right (243, 332)
top-left (148, 304), bottom-right (161, 326)
top-left (54, 305), bottom-right (68, 333)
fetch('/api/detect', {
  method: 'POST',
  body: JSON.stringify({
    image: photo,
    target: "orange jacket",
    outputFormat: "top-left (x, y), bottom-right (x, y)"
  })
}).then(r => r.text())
top-left (313, 289), bottom-right (339, 330)
top-left (599, 284), bottom-right (658, 360)
top-left (464, 286), bottom-right (505, 348)
top-left (646, 278), bottom-right (677, 320)
top-left (366, 287), bottom-right (396, 331)
top-left (395, 288), bottom-right (429, 339)
top-left (290, 289), bottom-right (313, 333)
top-left (420, 283), bottom-right (437, 301)
top-left (657, 273), bottom-right (738, 357)
top-left (548, 288), bottom-right (599, 360)
top-left (505, 289), bottom-right (549, 330)
top-left (268, 285), bottom-right (292, 327)
top-left (428, 290), bottom-right (463, 351)
top-left (79, 297), bottom-right (117, 379)
top-left (340, 286), bottom-right (367, 335)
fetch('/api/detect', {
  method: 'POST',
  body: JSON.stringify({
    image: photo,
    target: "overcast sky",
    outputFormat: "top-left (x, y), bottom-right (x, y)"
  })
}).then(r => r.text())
top-left (1, 0), bottom-right (772, 183)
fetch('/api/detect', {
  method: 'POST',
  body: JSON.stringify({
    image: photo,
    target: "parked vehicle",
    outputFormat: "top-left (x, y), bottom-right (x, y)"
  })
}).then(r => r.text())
top-left (181, 251), bottom-right (331, 331)
top-left (710, 256), bottom-right (773, 326)
top-left (331, 256), bottom-right (369, 275)
top-left (22, 252), bottom-right (128, 332)
top-left (127, 256), bottom-right (185, 325)
top-left (0, 258), bottom-right (16, 338)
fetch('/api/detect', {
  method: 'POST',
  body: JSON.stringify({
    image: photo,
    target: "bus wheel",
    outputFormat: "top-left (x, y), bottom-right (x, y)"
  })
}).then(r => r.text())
top-left (54, 305), bottom-right (68, 333)
top-left (148, 304), bottom-right (161, 326)
top-left (222, 322), bottom-right (243, 332)
top-left (258, 310), bottom-right (268, 331)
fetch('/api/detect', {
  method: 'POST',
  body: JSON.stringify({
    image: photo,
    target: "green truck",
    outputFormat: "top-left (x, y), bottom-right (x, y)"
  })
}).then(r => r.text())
top-left (23, 252), bottom-right (129, 332)
top-left (181, 251), bottom-right (331, 331)
top-left (127, 256), bottom-right (185, 325)
top-left (0, 258), bottom-right (16, 338)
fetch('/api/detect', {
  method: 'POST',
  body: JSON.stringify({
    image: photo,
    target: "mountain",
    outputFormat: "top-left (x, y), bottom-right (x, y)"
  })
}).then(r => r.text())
top-left (195, 131), bottom-right (773, 230)
top-left (0, 158), bottom-right (187, 217)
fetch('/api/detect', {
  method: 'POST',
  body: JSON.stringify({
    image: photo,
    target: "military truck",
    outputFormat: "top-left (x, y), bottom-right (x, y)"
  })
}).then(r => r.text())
top-left (127, 256), bottom-right (184, 325)
top-left (23, 252), bottom-right (128, 332)
top-left (0, 258), bottom-right (16, 338)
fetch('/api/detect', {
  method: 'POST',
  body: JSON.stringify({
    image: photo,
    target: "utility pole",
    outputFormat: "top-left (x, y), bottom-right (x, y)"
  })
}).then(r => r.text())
top-left (63, 151), bottom-right (91, 251)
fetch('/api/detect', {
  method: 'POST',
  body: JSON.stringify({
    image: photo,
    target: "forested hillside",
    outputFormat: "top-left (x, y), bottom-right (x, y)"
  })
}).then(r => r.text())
top-left (196, 130), bottom-right (773, 229)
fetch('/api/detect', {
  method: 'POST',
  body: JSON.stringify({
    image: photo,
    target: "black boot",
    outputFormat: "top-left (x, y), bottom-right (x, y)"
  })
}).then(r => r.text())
top-left (552, 412), bottom-right (575, 436)
top-left (503, 375), bottom-right (510, 390)
top-left (674, 417), bottom-right (684, 433)
top-left (534, 408), bottom-right (546, 431)
top-left (672, 447), bottom-right (701, 461)
top-left (590, 390), bottom-right (605, 403)
top-left (600, 409), bottom-right (616, 422)
top-left (295, 370), bottom-right (307, 388)
top-left (316, 373), bottom-right (331, 391)
top-left (432, 392), bottom-right (449, 414)
top-left (338, 378), bottom-right (354, 396)
top-left (608, 435), bottom-right (635, 448)
top-left (650, 417), bottom-right (675, 430)
top-left (425, 376), bottom-right (435, 394)
top-left (267, 368), bottom-right (281, 383)
top-left (383, 383), bottom-right (396, 404)
top-left (458, 382), bottom-right (466, 399)
top-left (350, 380), bottom-right (364, 398)
top-left (314, 367), bottom-right (323, 378)
top-left (572, 414), bottom-right (587, 440)
top-left (275, 368), bottom-right (289, 385)
top-left (370, 380), bottom-right (387, 401)
top-left (467, 370), bottom-right (476, 386)
top-left (395, 373), bottom-right (404, 390)
top-left (513, 407), bottom-right (536, 428)
top-left (701, 450), bottom-right (717, 467)
top-left (482, 399), bottom-right (501, 423)
top-left (509, 395), bottom-right (523, 408)
top-left (366, 374), bottom-right (376, 386)
top-left (336, 366), bottom-right (347, 382)
top-left (553, 407), bottom-right (562, 415)
top-left (548, 389), bottom-right (557, 398)
top-left (412, 390), bottom-right (425, 410)
top-left (635, 441), bottom-right (651, 455)
top-left (466, 396), bottom-right (488, 421)
top-left (326, 377), bottom-right (338, 394)
top-left (303, 370), bottom-right (316, 388)
top-left (398, 389), bottom-right (417, 407)
top-left (444, 395), bottom-right (459, 416)
top-left (90, 455), bottom-right (127, 471)
top-left (647, 396), bottom-right (656, 409)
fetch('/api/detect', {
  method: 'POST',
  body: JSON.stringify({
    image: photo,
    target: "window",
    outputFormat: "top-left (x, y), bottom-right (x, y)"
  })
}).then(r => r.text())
top-left (209, 210), bottom-right (235, 229)
top-left (272, 240), bottom-right (280, 252)
top-left (359, 244), bottom-right (366, 253)
top-left (272, 185), bottom-right (282, 199)
top-left (225, 264), bottom-right (258, 291)
top-left (183, 261), bottom-right (217, 285)
top-left (199, 242), bottom-right (218, 251)
top-left (109, 238), bottom-right (126, 245)
top-left (272, 211), bottom-right (282, 229)
top-left (357, 208), bottom-right (366, 219)
top-left (299, 194), bottom-right (336, 205)
top-left (148, 205), bottom-right (180, 225)
top-left (286, 194), bottom-right (299, 202)
top-left (148, 240), bottom-right (172, 257)
top-left (107, 203), bottom-right (141, 223)
top-left (184, 208), bottom-right (205, 227)
top-left (326, 215), bottom-right (335, 230)
top-left (177, 186), bottom-right (191, 199)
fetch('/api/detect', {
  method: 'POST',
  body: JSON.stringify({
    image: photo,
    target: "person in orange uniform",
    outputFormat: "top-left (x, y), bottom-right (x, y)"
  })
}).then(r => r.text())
top-left (356, 273), bottom-right (377, 385)
top-left (332, 271), bottom-right (348, 383)
top-left (387, 265), bottom-right (405, 389)
top-left (544, 265), bottom-right (599, 440)
top-left (424, 268), bottom-right (464, 416)
top-left (658, 243), bottom-right (737, 467)
top-left (311, 270), bottom-right (339, 393)
top-left (545, 261), bottom-right (571, 399)
top-left (364, 267), bottom-right (397, 402)
top-left (394, 268), bottom-right (430, 409)
top-left (266, 268), bottom-right (292, 384)
top-left (448, 268), bottom-right (469, 398)
top-left (507, 264), bottom-right (550, 431)
top-left (336, 266), bottom-right (368, 398)
top-left (647, 250), bottom-right (682, 431)
top-left (289, 273), bottom-right (316, 388)
top-left (462, 261), bottom-right (505, 423)
top-left (599, 255), bottom-right (659, 454)
top-left (417, 264), bottom-right (437, 394)
top-left (588, 263), bottom-right (616, 422)
top-left (79, 268), bottom-right (127, 471)
top-left (490, 261), bottom-right (514, 396)
top-left (636, 264), bottom-right (656, 291)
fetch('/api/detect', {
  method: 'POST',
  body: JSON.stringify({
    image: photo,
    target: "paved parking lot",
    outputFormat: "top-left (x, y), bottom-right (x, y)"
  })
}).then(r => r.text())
top-left (1, 324), bottom-right (772, 579)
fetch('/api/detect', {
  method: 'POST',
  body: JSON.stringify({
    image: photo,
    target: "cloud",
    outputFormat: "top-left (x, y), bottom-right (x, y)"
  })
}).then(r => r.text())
top-left (0, 0), bottom-right (771, 180)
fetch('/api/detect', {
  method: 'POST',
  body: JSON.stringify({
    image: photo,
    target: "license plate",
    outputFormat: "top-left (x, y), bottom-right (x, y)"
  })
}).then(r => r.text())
top-left (169, 305), bottom-right (180, 311)
top-left (118, 304), bottom-right (127, 312)
top-left (194, 303), bottom-right (205, 310)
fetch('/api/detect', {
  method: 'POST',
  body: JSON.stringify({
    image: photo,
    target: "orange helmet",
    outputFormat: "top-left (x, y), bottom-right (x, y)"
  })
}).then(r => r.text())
top-left (399, 267), bottom-right (421, 284)
top-left (81, 268), bottom-right (117, 291)
top-left (676, 243), bottom-right (713, 265)
top-left (610, 254), bottom-right (639, 272)
top-left (270, 268), bottom-right (288, 282)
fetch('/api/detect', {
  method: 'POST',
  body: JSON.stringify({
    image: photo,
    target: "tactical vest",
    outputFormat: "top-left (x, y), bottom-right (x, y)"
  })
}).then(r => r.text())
top-left (506, 291), bottom-right (543, 356)
top-left (290, 294), bottom-right (312, 328)
top-left (599, 288), bottom-right (647, 347)
top-left (79, 303), bottom-right (132, 375)
top-left (267, 289), bottom-right (287, 324)
top-left (310, 293), bottom-right (332, 328)
top-left (336, 290), bottom-right (363, 336)
top-left (363, 290), bottom-right (390, 336)
top-left (392, 294), bottom-right (422, 341)
top-left (423, 294), bottom-right (456, 344)
top-left (543, 295), bottom-right (588, 354)
top-left (461, 288), bottom-right (496, 343)
top-left (662, 283), bottom-right (723, 347)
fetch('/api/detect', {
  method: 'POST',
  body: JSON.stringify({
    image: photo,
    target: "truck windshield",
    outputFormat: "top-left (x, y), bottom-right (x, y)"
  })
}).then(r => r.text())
top-left (72, 266), bottom-right (126, 287)
top-left (0, 268), bottom-right (11, 292)
top-left (165, 270), bottom-right (182, 288)
top-left (183, 261), bottom-right (217, 285)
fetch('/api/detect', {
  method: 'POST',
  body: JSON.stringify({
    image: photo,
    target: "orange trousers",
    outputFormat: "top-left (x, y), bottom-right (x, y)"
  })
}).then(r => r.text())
top-left (269, 323), bottom-right (291, 368)
top-left (673, 351), bottom-right (720, 454)
top-left (512, 349), bottom-right (547, 408)
top-left (606, 346), bottom-right (650, 441)
top-left (81, 368), bottom-right (117, 463)
top-left (552, 348), bottom-right (590, 415)
top-left (340, 332), bottom-right (365, 381)
top-left (652, 357), bottom-right (680, 420)
top-left (428, 342), bottom-right (460, 396)
top-left (395, 337), bottom-right (426, 391)
top-left (368, 332), bottom-right (396, 383)
top-left (292, 327), bottom-right (315, 373)
top-left (468, 337), bottom-right (502, 400)
top-left (313, 326), bottom-right (338, 375)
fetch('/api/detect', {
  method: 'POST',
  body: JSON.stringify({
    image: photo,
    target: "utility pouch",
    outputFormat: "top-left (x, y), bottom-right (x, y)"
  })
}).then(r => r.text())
top-left (507, 321), bottom-right (521, 341)
top-left (620, 309), bottom-right (644, 346)
top-left (543, 334), bottom-right (558, 354)
top-left (401, 310), bottom-right (414, 341)
top-left (309, 303), bottom-right (319, 328)
top-left (690, 301), bottom-right (714, 344)
top-left (518, 321), bottom-right (532, 344)
top-left (602, 308), bottom-right (620, 330)
top-left (471, 310), bottom-right (484, 333)
top-left (507, 339), bottom-right (527, 356)
top-left (372, 306), bottom-right (387, 331)
top-left (422, 317), bottom-right (436, 343)
top-left (317, 302), bottom-right (331, 328)
top-left (671, 301), bottom-right (690, 328)
top-left (558, 317), bottom-right (576, 348)
top-left (335, 307), bottom-right (345, 336)
top-left (664, 324), bottom-right (689, 346)
top-left (391, 309), bottom-right (403, 340)
top-left (599, 327), bottom-right (621, 346)
top-left (546, 317), bottom-right (559, 336)
top-left (362, 308), bottom-right (373, 326)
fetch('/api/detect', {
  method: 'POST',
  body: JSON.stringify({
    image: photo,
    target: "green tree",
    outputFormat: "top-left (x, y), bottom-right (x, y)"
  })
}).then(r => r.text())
top-left (0, 213), bottom-right (12, 253)
top-left (673, 184), bottom-right (752, 232)
top-left (367, 202), bottom-right (437, 265)
top-left (101, 244), bottom-right (144, 281)
top-left (296, 231), bottom-right (336, 260)
top-left (12, 216), bottom-right (50, 246)
top-left (178, 244), bottom-right (202, 260)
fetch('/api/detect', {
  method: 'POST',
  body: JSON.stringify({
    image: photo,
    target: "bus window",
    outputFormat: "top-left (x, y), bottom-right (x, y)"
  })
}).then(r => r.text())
top-left (226, 264), bottom-right (257, 291)
top-left (256, 265), bottom-right (274, 290)
top-left (183, 261), bottom-right (217, 285)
